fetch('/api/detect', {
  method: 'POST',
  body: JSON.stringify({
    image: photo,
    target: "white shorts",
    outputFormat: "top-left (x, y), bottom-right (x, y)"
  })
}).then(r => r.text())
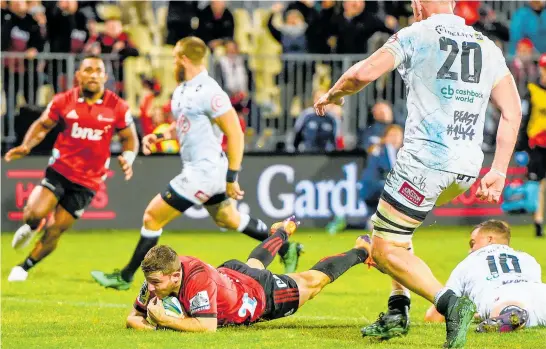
top-left (481, 282), bottom-right (546, 327)
top-left (167, 156), bottom-right (228, 208)
top-left (371, 150), bottom-right (477, 243)
top-left (381, 150), bottom-right (477, 221)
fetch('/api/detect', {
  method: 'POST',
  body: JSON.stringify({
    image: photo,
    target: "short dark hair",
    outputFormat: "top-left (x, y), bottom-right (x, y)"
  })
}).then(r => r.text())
top-left (474, 220), bottom-right (511, 243)
top-left (141, 245), bottom-right (181, 275)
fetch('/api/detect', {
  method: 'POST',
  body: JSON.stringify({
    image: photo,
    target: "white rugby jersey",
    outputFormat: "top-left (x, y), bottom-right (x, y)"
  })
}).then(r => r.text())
top-left (383, 14), bottom-right (510, 176)
top-left (446, 244), bottom-right (542, 314)
top-left (170, 70), bottom-right (232, 164)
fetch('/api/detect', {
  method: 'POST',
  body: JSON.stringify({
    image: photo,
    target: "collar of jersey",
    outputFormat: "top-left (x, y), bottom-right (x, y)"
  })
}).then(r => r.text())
top-left (186, 69), bottom-right (209, 84)
top-left (76, 87), bottom-right (104, 104)
top-left (429, 13), bottom-right (465, 25)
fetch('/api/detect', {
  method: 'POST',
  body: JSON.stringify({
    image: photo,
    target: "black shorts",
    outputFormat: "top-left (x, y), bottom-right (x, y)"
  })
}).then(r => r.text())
top-left (160, 184), bottom-right (228, 213)
top-left (219, 259), bottom-right (300, 321)
top-left (41, 167), bottom-right (96, 219)
top-left (528, 147), bottom-right (546, 181)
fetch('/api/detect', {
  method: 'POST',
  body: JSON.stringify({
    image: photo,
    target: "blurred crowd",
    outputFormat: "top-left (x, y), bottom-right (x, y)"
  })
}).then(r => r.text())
top-left (1, 0), bottom-right (545, 154)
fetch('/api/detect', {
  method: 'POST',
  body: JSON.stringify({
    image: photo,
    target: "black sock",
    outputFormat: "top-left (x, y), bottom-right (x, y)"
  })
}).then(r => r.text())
top-left (121, 235), bottom-right (160, 282)
top-left (19, 256), bottom-right (39, 271)
top-left (239, 216), bottom-right (291, 257)
top-left (26, 218), bottom-right (42, 231)
top-left (310, 248), bottom-right (368, 282)
top-left (434, 289), bottom-right (458, 317)
top-left (535, 222), bottom-right (543, 237)
top-left (248, 229), bottom-right (288, 268)
top-left (388, 295), bottom-right (411, 313)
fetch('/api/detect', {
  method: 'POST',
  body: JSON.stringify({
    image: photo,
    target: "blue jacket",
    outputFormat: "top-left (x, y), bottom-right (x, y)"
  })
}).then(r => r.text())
top-left (509, 5), bottom-right (546, 55)
top-left (293, 108), bottom-right (337, 152)
top-left (360, 144), bottom-right (397, 204)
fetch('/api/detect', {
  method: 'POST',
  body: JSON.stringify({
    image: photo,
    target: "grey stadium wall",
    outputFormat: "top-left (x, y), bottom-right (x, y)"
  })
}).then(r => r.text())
top-left (1, 154), bottom-right (540, 231)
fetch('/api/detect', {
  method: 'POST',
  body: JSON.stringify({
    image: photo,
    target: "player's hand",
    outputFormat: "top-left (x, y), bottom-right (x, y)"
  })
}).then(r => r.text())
top-left (147, 297), bottom-right (168, 326)
top-left (142, 134), bottom-right (158, 155)
top-left (117, 155), bottom-right (133, 181)
top-left (227, 181), bottom-right (244, 200)
top-left (476, 170), bottom-right (506, 203)
top-left (4, 145), bottom-right (30, 162)
top-left (314, 92), bottom-right (344, 116)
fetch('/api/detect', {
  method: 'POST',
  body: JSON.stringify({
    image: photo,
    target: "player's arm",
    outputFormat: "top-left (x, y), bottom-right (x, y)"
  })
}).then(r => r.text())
top-left (215, 108), bottom-right (245, 200)
top-left (116, 123), bottom-right (139, 180)
top-left (159, 314), bottom-right (218, 333)
top-left (489, 74), bottom-right (522, 175)
top-left (142, 122), bottom-right (177, 155)
top-left (315, 48), bottom-right (396, 115)
top-left (4, 105), bottom-right (58, 162)
top-left (126, 308), bottom-right (156, 331)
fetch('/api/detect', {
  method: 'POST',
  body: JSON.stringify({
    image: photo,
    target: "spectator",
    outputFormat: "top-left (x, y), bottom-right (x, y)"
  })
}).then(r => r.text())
top-left (2, 0), bottom-right (45, 117)
top-left (517, 54), bottom-right (546, 237)
top-left (454, 0), bottom-right (481, 25)
top-left (307, 0), bottom-right (338, 54)
top-left (330, 0), bottom-right (395, 54)
top-left (84, 15), bottom-right (139, 94)
top-left (472, 4), bottom-right (509, 44)
top-left (285, 0), bottom-right (318, 25)
top-left (510, 38), bottom-right (539, 93)
top-left (1, 0), bottom-right (11, 24)
top-left (166, 1), bottom-right (199, 46)
top-left (215, 40), bottom-right (251, 97)
top-left (46, 0), bottom-right (90, 92)
top-left (509, 1), bottom-right (546, 55)
top-left (326, 124), bottom-right (404, 234)
top-left (196, 0), bottom-right (234, 51)
top-left (292, 89), bottom-right (338, 153)
top-left (267, 3), bottom-right (308, 53)
top-left (357, 101), bottom-right (394, 150)
top-left (139, 75), bottom-right (163, 136)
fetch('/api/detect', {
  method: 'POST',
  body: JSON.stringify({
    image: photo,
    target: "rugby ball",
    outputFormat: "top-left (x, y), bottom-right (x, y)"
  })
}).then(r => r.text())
top-left (147, 296), bottom-right (185, 326)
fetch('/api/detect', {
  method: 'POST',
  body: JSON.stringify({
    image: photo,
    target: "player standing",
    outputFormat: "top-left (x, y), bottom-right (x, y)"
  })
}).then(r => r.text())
top-left (92, 37), bottom-right (302, 291)
top-left (6, 55), bottom-right (139, 282)
top-left (314, 0), bottom-right (522, 347)
top-left (126, 217), bottom-right (372, 331)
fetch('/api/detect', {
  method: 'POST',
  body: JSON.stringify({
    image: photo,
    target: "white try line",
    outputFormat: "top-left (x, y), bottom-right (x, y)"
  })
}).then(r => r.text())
top-left (2, 297), bottom-right (370, 322)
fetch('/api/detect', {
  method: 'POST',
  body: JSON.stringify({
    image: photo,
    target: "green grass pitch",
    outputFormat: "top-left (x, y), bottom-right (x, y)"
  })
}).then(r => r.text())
top-left (2, 225), bottom-right (546, 349)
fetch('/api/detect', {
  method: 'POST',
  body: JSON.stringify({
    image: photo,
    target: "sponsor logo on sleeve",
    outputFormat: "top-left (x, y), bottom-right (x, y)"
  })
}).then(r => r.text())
top-left (190, 290), bottom-right (211, 313)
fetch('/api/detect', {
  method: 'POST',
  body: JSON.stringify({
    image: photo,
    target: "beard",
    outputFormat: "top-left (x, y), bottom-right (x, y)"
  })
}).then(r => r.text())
top-left (175, 65), bottom-right (185, 83)
top-left (81, 86), bottom-right (97, 98)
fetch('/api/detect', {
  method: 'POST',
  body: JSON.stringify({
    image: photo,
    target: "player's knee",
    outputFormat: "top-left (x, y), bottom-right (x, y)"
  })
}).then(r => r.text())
top-left (23, 206), bottom-right (46, 228)
top-left (142, 209), bottom-right (163, 231)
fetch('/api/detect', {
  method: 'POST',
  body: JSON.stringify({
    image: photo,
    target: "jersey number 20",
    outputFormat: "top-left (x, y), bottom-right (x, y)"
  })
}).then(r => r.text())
top-left (437, 37), bottom-right (482, 84)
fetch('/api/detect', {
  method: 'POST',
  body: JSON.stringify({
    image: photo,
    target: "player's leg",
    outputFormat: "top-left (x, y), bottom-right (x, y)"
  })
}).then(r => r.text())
top-left (206, 198), bottom-right (303, 273)
top-left (245, 216), bottom-right (299, 270)
top-left (8, 204), bottom-right (77, 281)
top-left (288, 235), bottom-right (372, 308)
top-left (527, 147), bottom-right (545, 237)
top-left (11, 168), bottom-right (63, 249)
top-left (362, 155), bottom-right (476, 346)
top-left (91, 187), bottom-right (187, 289)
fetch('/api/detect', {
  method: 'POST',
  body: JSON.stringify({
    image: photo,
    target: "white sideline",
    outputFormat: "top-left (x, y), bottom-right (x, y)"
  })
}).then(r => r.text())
top-left (3, 297), bottom-right (370, 322)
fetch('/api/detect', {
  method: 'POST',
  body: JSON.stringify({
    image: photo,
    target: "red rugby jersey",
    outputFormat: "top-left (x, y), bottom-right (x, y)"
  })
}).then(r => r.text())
top-left (45, 87), bottom-right (133, 191)
top-left (134, 256), bottom-right (267, 326)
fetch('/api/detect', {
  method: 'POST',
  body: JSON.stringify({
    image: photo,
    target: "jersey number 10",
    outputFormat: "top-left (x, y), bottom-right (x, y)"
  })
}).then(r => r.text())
top-left (437, 37), bottom-right (483, 84)
top-left (486, 253), bottom-right (522, 276)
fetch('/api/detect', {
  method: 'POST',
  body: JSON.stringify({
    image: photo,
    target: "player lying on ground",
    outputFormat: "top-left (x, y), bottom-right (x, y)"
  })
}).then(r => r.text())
top-left (424, 220), bottom-right (546, 332)
top-left (5, 55), bottom-right (139, 282)
top-left (314, 0), bottom-right (522, 347)
top-left (126, 217), bottom-right (372, 331)
top-left (92, 37), bottom-right (302, 291)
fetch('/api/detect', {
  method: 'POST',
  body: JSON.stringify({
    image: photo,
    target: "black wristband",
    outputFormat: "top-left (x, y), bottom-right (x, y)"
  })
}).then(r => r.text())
top-left (154, 133), bottom-right (164, 140)
top-left (226, 169), bottom-right (239, 183)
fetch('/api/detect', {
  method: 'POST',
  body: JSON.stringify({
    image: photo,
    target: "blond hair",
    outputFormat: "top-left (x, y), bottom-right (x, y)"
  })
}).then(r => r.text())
top-left (141, 245), bottom-right (181, 275)
top-left (474, 220), bottom-right (511, 243)
top-left (175, 36), bottom-right (208, 64)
